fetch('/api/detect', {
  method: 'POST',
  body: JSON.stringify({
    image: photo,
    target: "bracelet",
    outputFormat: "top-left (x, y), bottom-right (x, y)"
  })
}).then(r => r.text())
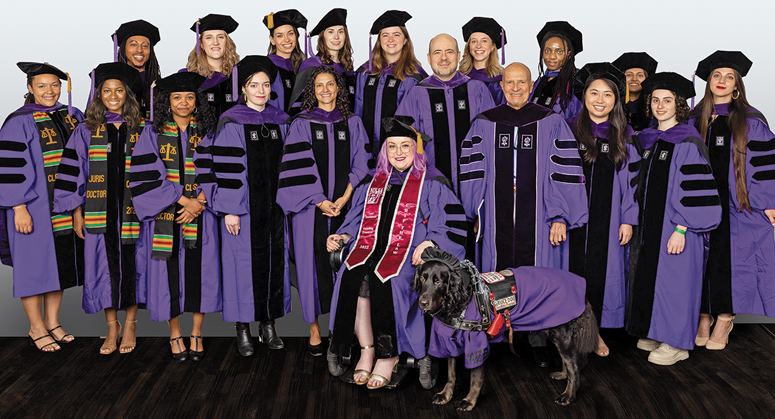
top-left (674, 227), bottom-right (686, 235)
top-left (12, 204), bottom-right (26, 209)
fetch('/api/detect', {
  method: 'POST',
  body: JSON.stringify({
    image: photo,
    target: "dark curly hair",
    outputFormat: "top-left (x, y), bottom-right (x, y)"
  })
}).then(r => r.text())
top-left (644, 91), bottom-right (691, 123)
top-left (300, 66), bottom-right (350, 122)
top-left (152, 90), bottom-right (216, 137)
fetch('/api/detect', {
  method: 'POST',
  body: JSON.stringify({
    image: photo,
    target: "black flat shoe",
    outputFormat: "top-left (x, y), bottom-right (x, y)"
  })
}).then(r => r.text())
top-left (257, 320), bottom-right (284, 350)
top-left (170, 336), bottom-right (188, 362)
top-left (533, 346), bottom-right (550, 368)
top-left (308, 339), bottom-right (326, 357)
top-left (189, 335), bottom-right (204, 362)
top-left (235, 322), bottom-right (254, 357)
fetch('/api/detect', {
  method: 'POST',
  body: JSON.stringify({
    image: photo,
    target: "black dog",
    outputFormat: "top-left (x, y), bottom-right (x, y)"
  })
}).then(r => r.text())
top-left (411, 249), bottom-right (598, 410)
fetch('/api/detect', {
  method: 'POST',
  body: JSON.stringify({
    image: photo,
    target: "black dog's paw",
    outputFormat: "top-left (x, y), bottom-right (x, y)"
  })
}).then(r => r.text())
top-left (457, 400), bottom-right (476, 411)
top-left (549, 371), bottom-right (567, 380)
top-left (432, 392), bottom-right (452, 405)
top-left (554, 392), bottom-right (575, 406)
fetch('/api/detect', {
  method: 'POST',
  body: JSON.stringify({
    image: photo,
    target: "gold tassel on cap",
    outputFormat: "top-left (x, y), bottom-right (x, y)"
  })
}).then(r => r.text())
top-left (625, 84), bottom-right (629, 104)
top-left (266, 13), bottom-right (274, 29)
top-left (412, 128), bottom-right (423, 155)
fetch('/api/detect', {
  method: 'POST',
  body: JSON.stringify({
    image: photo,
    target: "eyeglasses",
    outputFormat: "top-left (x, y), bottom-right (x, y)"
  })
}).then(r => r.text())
top-left (386, 143), bottom-right (414, 154)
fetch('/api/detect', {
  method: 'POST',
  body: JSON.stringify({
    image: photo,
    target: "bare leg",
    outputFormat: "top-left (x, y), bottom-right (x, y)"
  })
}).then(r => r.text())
top-left (168, 316), bottom-right (186, 354)
top-left (596, 333), bottom-right (609, 357)
top-left (190, 312), bottom-right (205, 352)
top-left (101, 308), bottom-right (121, 354)
top-left (709, 313), bottom-right (733, 343)
top-left (353, 297), bottom-right (375, 384)
top-left (433, 357), bottom-right (457, 405)
top-left (459, 365), bottom-right (484, 411)
top-left (309, 317), bottom-right (322, 346)
top-left (120, 305), bottom-right (139, 353)
top-left (42, 290), bottom-right (73, 342)
top-left (697, 313), bottom-right (713, 339)
top-left (21, 294), bottom-right (59, 352)
top-left (368, 356), bottom-right (398, 388)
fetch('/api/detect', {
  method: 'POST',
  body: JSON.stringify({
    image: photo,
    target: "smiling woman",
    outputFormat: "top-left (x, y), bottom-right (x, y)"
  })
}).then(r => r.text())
top-left (264, 9), bottom-right (307, 114)
top-left (459, 17), bottom-right (506, 104)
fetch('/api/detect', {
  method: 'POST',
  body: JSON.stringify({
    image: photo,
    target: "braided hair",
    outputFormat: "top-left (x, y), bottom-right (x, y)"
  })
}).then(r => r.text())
top-left (300, 66), bottom-right (350, 122)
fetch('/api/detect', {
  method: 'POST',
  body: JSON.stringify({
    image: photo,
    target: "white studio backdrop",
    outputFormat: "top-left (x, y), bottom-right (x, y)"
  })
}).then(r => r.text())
top-left (0, 0), bottom-right (772, 336)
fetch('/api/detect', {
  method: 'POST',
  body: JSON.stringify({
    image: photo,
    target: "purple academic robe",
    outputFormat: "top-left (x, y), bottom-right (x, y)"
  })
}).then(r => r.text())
top-left (466, 68), bottom-right (504, 105)
top-left (689, 104), bottom-right (775, 316)
top-left (395, 72), bottom-right (497, 195)
top-left (565, 117), bottom-right (640, 328)
top-left (529, 75), bottom-right (583, 120)
top-left (429, 266), bottom-right (586, 368)
top-left (201, 104), bottom-right (293, 323)
top-left (129, 125), bottom-right (221, 322)
top-left (179, 68), bottom-right (236, 120)
top-left (330, 167), bottom-right (468, 359)
top-left (627, 124), bottom-right (722, 350)
top-left (52, 117), bottom-right (149, 314)
top-left (459, 103), bottom-right (589, 273)
top-left (354, 63), bottom-right (426, 167)
top-left (0, 103), bottom-right (85, 298)
top-left (268, 54), bottom-right (296, 114)
top-left (276, 107), bottom-right (369, 323)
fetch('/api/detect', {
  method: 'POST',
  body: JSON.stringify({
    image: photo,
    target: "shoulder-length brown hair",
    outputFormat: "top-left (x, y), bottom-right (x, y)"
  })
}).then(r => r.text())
top-left (186, 34), bottom-right (240, 78)
top-left (83, 80), bottom-right (142, 131)
top-left (695, 70), bottom-right (753, 212)
top-left (268, 26), bottom-right (305, 74)
top-left (459, 38), bottom-right (503, 78)
top-left (573, 77), bottom-right (629, 170)
top-left (316, 27), bottom-right (354, 72)
top-left (370, 26), bottom-right (421, 81)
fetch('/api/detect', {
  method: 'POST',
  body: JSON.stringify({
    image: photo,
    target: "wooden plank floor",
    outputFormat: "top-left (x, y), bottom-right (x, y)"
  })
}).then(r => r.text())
top-left (0, 325), bottom-right (773, 418)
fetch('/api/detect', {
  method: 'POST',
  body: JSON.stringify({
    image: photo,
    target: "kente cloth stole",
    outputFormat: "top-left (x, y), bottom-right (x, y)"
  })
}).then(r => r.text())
top-left (345, 169), bottom-right (425, 282)
top-left (83, 121), bottom-right (145, 244)
top-left (151, 118), bottom-right (201, 260)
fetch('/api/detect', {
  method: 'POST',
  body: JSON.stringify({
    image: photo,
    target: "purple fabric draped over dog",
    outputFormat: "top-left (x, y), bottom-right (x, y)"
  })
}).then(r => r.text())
top-left (459, 103), bottom-right (588, 272)
top-left (429, 266), bottom-right (586, 368)
top-left (395, 72), bottom-right (496, 194)
top-left (627, 124), bottom-right (721, 350)
top-left (53, 119), bottom-right (149, 314)
top-left (129, 125), bottom-right (222, 321)
top-left (201, 104), bottom-right (293, 323)
top-left (688, 105), bottom-right (775, 317)
top-left (0, 103), bottom-right (85, 297)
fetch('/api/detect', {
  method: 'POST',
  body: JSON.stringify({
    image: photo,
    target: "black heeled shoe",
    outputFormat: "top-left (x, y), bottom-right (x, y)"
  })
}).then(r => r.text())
top-left (257, 320), bottom-right (284, 350)
top-left (308, 338), bottom-right (326, 357)
top-left (235, 322), bottom-right (254, 357)
top-left (170, 336), bottom-right (188, 362)
top-left (189, 335), bottom-right (204, 362)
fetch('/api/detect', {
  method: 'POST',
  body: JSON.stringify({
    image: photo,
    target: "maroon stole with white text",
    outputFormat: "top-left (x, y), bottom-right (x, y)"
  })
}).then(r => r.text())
top-left (345, 169), bottom-right (426, 282)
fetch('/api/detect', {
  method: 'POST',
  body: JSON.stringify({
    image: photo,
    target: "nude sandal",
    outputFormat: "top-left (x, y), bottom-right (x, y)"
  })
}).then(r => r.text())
top-left (367, 357), bottom-right (399, 390)
top-left (353, 345), bottom-right (374, 385)
top-left (706, 315), bottom-right (734, 350)
top-left (100, 320), bottom-right (122, 355)
top-left (695, 314), bottom-right (715, 347)
top-left (120, 319), bottom-right (137, 354)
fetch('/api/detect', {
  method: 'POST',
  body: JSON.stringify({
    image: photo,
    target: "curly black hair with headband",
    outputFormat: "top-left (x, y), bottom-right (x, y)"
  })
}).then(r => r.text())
top-left (300, 66), bottom-right (350, 122)
top-left (152, 90), bottom-right (217, 137)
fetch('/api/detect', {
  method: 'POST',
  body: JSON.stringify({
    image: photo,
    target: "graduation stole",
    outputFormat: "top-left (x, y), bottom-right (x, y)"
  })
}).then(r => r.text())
top-left (345, 169), bottom-right (426, 282)
top-left (83, 119), bottom-right (145, 243)
top-left (151, 118), bottom-right (201, 260)
top-left (33, 107), bottom-right (79, 235)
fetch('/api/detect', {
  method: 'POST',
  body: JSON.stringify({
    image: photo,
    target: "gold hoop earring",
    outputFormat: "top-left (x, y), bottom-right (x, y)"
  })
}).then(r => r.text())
top-left (732, 90), bottom-right (740, 100)
top-left (193, 107), bottom-right (198, 114)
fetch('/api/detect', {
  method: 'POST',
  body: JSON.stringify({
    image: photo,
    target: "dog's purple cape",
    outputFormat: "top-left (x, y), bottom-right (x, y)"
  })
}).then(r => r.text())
top-left (466, 68), bottom-right (504, 105)
top-left (529, 75), bottom-right (582, 120)
top-left (354, 62), bottom-right (426, 167)
top-left (689, 105), bottom-right (775, 317)
top-left (129, 125), bottom-right (222, 322)
top-left (429, 266), bottom-right (587, 368)
top-left (329, 167), bottom-right (467, 359)
top-left (201, 104), bottom-right (292, 323)
top-left (53, 121), bottom-right (149, 314)
top-left (627, 124), bottom-right (721, 350)
top-left (459, 103), bottom-right (588, 272)
top-left (0, 103), bottom-right (85, 297)
top-left (395, 72), bottom-right (496, 194)
top-left (276, 107), bottom-right (369, 323)
top-left (566, 116), bottom-right (640, 328)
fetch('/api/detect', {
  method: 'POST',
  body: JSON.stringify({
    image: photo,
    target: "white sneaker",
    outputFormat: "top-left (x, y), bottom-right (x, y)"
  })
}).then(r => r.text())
top-left (648, 343), bottom-right (689, 365)
top-left (636, 338), bottom-right (660, 352)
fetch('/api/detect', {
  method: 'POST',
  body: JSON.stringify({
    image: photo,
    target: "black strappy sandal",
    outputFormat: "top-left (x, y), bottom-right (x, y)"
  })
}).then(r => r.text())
top-left (189, 335), bottom-right (204, 362)
top-left (28, 334), bottom-right (60, 353)
top-left (48, 325), bottom-right (74, 344)
top-left (170, 336), bottom-right (188, 362)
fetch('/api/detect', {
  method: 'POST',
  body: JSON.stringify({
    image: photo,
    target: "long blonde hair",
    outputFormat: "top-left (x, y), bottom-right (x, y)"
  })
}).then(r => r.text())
top-left (186, 34), bottom-right (240, 78)
top-left (459, 39), bottom-right (503, 78)
top-left (370, 26), bottom-right (421, 81)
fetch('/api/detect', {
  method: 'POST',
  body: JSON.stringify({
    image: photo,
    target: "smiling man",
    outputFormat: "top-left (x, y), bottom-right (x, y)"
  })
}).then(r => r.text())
top-left (113, 20), bottom-right (162, 119)
top-left (395, 33), bottom-right (495, 196)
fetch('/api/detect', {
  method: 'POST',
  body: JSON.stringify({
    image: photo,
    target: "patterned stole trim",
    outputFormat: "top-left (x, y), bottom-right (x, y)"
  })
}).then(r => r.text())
top-left (152, 118), bottom-right (201, 259)
top-left (83, 121), bottom-right (145, 243)
top-left (33, 107), bottom-right (77, 236)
